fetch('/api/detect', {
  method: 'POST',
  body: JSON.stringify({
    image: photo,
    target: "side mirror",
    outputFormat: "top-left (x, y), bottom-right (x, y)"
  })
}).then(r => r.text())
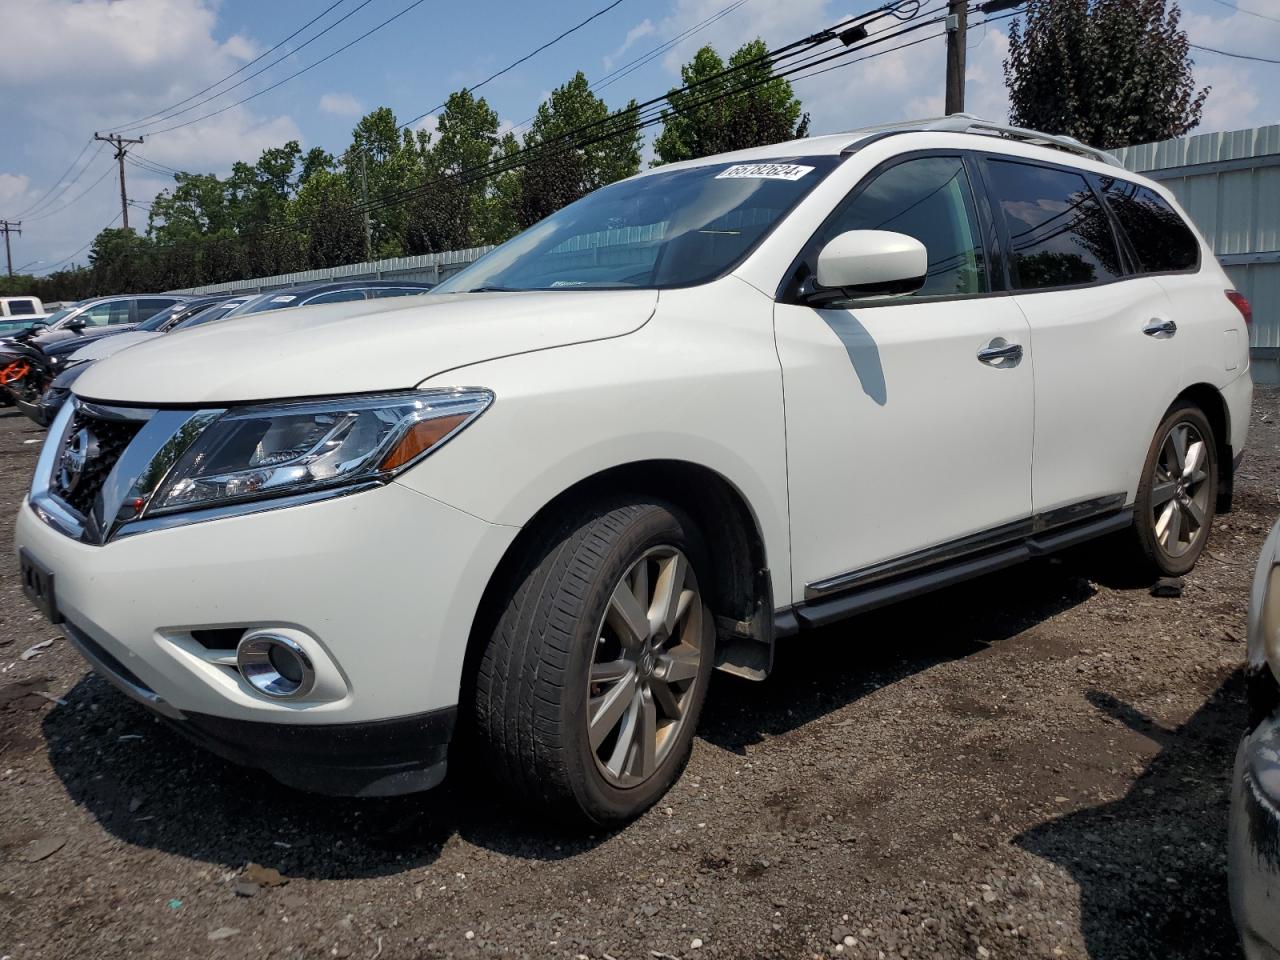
top-left (807, 230), bottom-right (927, 304)
top-left (65, 319), bottom-right (86, 332)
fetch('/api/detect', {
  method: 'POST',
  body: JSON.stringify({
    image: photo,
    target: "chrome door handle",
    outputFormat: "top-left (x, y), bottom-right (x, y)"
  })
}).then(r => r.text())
top-left (1143, 318), bottom-right (1177, 338)
top-left (977, 338), bottom-right (1023, 366)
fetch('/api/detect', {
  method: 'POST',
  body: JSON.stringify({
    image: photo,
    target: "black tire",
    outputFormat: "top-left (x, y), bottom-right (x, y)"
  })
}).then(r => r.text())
top-left (1129, 401), bottom-right (1218, 577)
top-left (473, 498), bottom-right (716, 826)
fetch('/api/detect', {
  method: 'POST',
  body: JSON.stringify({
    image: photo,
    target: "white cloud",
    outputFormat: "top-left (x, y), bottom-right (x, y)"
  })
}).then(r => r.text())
top-left (0, 0), bottom-right (298, 268)
top-left (0, 173), bottom-right (30, 207)
top-left (604, 20), bottom-right (657, 70)
top-left (412, 114), bottom-right (439, 138)
top-left (319, 92), bottom-right (364, 117)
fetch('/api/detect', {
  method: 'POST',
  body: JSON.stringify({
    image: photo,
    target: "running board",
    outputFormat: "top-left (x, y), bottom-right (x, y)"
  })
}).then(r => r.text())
top-left (781, 507), bottom-right (1133, 631)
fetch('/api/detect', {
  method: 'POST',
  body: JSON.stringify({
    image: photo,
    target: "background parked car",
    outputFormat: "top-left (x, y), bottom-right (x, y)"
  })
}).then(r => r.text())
top-left (0, 294), bottom-right (190, 411)
top-left (0, 295), bottom-right (44, 319)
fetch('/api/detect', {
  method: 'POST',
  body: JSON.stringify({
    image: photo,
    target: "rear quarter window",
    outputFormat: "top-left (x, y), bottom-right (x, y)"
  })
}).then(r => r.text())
top-left (1100, 179), bottom-right (1199, 273)
top-left (6, 299), bottom-right (37, 316)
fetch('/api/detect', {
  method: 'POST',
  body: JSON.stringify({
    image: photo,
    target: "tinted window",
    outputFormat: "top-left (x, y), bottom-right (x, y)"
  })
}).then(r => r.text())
top-left (1100, 179), bottom-right (1198, 273)
top-left (7, 299), bottom-right (37, 315)
top-left (135, 297), bottom-right (177, 322)
top-left (370, 287), bottom-right (430, 299)
top-left (305, 289), bottom-right (367, 305)
top-left (820, 156), bottom-right (988, 298)
top-left (988, 160), bottom-right (1123, 290)
top-left (175, 302), bottom-right (245, 329)
top-left (76, 300), bottom-right (132, 326)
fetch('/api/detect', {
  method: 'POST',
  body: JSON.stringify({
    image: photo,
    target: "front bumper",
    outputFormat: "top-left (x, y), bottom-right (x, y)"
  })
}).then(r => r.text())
top-left (15, 476), bottom-right (519, 791)
top-left (1230, 708), bottom-right (1280, 960)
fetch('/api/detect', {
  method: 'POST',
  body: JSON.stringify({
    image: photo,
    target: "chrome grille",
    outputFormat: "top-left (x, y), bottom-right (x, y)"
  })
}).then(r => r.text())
top-left (50, 410), bottom-right (144, 517)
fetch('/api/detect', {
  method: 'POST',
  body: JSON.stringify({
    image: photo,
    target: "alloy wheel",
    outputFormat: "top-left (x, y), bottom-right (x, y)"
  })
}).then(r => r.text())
top-left (587, 545), bottom-right (704, 788)
top-left (1151, 420), bottom-right (1212, 559)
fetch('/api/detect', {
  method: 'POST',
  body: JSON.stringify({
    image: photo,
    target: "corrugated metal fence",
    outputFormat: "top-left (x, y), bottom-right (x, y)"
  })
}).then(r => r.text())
top-left (171, 245), bottom-right (495, 295)
top-left (1115, 125), bottom-right (1280, 383)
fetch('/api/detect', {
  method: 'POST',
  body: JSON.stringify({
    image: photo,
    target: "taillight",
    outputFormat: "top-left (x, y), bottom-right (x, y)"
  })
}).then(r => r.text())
top-left (1227, 289), bottom-right (1253, 326)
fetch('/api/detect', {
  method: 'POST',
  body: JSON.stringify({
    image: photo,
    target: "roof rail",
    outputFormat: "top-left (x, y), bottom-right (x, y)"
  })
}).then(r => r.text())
top-left (842, 114), bottom-right (1122, 167)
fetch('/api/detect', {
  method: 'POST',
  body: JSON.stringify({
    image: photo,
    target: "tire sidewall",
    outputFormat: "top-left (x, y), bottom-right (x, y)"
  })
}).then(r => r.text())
top-left (1135, 402), bottom-right (1218, 577)
top-left (561, 502), bottom-right (716, 825)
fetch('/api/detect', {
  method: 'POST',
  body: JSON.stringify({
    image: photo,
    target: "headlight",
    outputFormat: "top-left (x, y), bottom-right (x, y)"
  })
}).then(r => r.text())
top-left (146, 389), bottom-right (492, 516)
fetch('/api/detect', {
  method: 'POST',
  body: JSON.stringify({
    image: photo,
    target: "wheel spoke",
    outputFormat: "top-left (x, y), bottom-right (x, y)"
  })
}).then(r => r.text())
top-left (649, 552), bottom-right (689, 636)
top-left (591, 658), bottom-right (631, 684)
top-left (651, 677), bottom-right (683, 720)
top-left (589, 670), bottom-right (636, 750)
top-left (607, 580), bottom-right (650, 649)
top-left (1151, 480), bottom-right (1178, 507)
top-left (1183, 496), bottom-right (1207, 529)
top-left (604, 686), bottom-right (642, 777)
top-left (658, 644), bottom-right (700, 683)
top-left (636, 690), bottom-right (657, 780)
top-left (1165, 500), bottom-right (1183, 546)
top-left (1169, 425), bottom-right (1188, 475)
top-left (1182, 440), bottom-right (1206, 482)
top-left (1155, 501), bottom-right (1176, 547)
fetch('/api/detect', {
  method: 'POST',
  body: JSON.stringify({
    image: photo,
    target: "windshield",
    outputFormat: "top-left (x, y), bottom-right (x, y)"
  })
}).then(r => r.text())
top-left (42, 306), bottom-right (78, 329)
top-left (436, 157), bottom-right (841, 293)
top-left (137, 302), bottom-right (194, 333)
top-left (231, 291), bottom-right (306, 316)
top-left (172, 298), bottom-right (252, 330)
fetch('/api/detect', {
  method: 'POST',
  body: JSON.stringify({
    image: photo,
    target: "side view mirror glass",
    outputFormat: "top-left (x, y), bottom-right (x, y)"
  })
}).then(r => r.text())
top-left (808, 229), bottom-right (927, 304)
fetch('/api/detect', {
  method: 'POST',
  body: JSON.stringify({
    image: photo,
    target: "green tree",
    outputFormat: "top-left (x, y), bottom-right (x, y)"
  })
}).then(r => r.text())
top-left (1004, 0), bottom-right (1207, 149)
top-left (291, 168), bottom-right (365, 268)
top-left (653, 39), bottom-right (809, 165)
top-left (516, 71), bottom-right (641, 228)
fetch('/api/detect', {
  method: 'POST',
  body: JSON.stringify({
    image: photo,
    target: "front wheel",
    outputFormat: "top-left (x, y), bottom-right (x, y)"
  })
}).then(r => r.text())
top-left (473, 499), bottom-right (715, 826)
top-left (1130, 402), bottom-right (1218, 577)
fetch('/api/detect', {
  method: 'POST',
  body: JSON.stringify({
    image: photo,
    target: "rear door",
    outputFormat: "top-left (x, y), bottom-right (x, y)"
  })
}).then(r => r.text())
top-left (980, 156), bottom-right (1187, 514)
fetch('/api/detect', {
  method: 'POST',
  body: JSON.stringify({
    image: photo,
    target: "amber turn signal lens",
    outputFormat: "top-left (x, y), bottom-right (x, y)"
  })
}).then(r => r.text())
top-left (380, 414), bottom-right (469, 470)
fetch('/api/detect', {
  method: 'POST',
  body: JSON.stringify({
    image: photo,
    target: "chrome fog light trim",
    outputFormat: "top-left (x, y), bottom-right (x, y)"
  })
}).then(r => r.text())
top-left (236, 633), bottom-right (316, 699)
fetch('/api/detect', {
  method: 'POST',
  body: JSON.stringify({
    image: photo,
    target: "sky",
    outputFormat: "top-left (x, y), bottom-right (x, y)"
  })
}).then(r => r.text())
top-left (0, 0), bottom-right (1275, 275)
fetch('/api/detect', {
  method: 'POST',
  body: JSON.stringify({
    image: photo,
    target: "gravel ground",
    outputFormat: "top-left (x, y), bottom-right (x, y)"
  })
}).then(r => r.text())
top-left (2, 390), bottom-right (1279, 960)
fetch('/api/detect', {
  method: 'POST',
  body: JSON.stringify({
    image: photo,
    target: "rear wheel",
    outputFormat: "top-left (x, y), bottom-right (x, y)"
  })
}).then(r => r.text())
top-left (1130, 402), bottom-right (1218, 577)
top-left (473, 499), bottom-right (715, 826)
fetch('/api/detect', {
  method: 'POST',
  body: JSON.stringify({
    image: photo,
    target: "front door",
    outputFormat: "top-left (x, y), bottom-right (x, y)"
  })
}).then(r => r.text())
top-left (775, 153), bottom-right (1034, 604)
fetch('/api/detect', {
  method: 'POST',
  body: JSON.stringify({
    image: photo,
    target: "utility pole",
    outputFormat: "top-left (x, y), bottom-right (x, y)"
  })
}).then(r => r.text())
top-left (945, 0), bottom-right (968, 114)
top-left (0, 220), bottom-right (19, 277)
top-left (359, 151), bottom-right (373, 263)
top-left (94, 132), bottom-right (144, 230)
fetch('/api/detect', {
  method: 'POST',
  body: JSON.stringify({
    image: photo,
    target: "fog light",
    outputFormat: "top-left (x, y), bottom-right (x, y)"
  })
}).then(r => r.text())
top-left (236, 633), bottom-right (315, 699)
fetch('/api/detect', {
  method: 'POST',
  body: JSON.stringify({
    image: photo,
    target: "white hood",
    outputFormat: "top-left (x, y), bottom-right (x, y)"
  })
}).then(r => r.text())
top-left (73, 290), bottom-right (658, 405)
top-left (70, 330), bottom-right (160, 362)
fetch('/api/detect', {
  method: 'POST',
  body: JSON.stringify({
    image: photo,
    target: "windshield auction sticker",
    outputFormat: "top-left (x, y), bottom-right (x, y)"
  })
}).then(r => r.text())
top-left (715, 163), bottom-right (815, 181)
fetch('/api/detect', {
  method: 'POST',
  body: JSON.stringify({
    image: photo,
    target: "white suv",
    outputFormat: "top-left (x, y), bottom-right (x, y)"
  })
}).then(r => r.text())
top-left (15, 117), bottom-right (1253, 823)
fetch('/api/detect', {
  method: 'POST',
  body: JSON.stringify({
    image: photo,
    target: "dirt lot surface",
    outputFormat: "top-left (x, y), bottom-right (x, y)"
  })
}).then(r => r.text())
top-left (2, 390), bottom-right (1279, 960)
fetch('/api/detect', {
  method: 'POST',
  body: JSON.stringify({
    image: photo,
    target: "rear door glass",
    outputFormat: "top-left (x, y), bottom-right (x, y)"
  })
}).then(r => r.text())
top-left (987, 159), bottom-right (1124, 290)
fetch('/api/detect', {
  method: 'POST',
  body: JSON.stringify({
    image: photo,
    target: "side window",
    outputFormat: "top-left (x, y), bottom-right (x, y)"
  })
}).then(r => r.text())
top-left (8, 299), bottom-right (37, 315)
top-left (305, 289), bottom-right (366, 305)
top-left (1100, 179), bottom-right (1199, 273)
top-left (135, 297), bottom-right (177, 322)
top-left (77, 300), bottom-right (132, 326)
top-left (820, 156), bottom-right (988, 298)
top-left (370, 287), bottom-right (428, 299)
top-left (987, 159), bottom-right (1123, 290)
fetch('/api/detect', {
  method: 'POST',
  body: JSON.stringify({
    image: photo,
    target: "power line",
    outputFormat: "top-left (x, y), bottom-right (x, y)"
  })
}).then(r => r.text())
top-left (23, 163), bottom-right (116, 223)
top-left (8, 141), bottom-right (105, 220)
top-left (1209, 0), bottom-right (1280, 25)
top-left (142, 0), bottom-right (431, 138)
top-left (400, 0), bottom-right (629, 130)
top-left (120, 0), bottom-right (381, 133)
top-left (1191, 42), bottom-right (1280, 64)
top-left (114, 0), bottom-right (352, 130)
top-left (34, 211), bottom-right (123, 275)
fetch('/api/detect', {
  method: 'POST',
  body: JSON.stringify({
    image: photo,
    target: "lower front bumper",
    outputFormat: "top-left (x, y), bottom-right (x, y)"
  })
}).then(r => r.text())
top-left (1230, 712), bottom-right (1280, 960)
top-left (69, 614), bottom-right (455, 797)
